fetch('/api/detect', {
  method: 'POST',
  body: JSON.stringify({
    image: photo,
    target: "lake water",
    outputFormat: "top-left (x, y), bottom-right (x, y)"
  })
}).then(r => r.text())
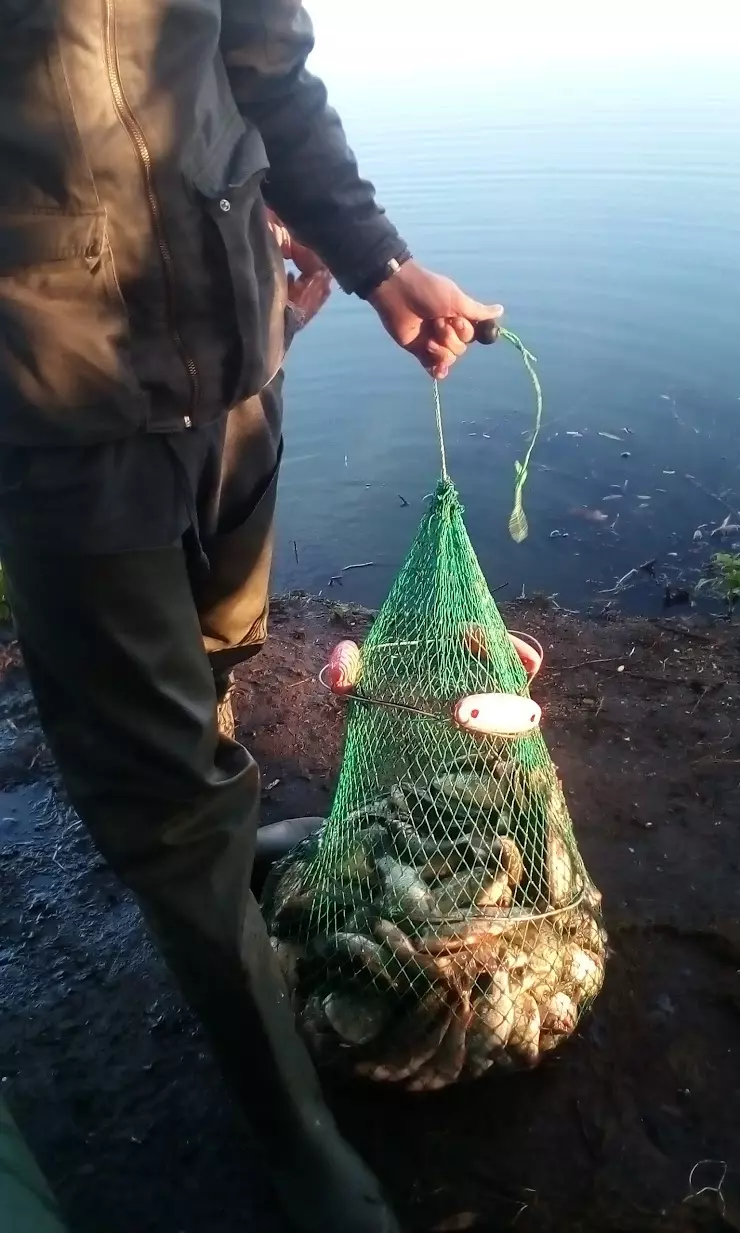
top-left (272, 60), bottom-right (740, 614)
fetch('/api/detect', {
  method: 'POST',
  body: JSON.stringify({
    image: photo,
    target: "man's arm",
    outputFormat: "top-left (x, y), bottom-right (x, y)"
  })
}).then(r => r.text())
top-left (220, 0), bottom-right (407, 295)
top-left (220, 0), bottom-right (503, 379)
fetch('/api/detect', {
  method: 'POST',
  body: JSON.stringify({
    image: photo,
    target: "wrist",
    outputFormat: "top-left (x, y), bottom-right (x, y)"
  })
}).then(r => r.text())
top-left (354, 248), bottom-right (413, 301)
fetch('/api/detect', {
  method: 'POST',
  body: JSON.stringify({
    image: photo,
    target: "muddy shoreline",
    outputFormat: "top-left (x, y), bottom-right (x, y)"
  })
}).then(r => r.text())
top-left (2, 595), bottom-right (739, 1232)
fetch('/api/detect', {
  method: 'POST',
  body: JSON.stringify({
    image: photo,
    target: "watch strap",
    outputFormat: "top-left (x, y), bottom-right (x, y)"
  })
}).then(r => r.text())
top-left (354, 249), bottom-right (413, 300)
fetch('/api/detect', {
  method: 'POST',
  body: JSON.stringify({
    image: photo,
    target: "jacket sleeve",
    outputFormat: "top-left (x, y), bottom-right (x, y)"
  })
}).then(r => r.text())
top-left (219, 0), bottom-right (408, 293)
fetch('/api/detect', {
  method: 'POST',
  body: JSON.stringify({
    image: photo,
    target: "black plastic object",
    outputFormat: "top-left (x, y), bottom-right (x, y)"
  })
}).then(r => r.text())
top-left (474, 319), bottom-right (500, 345)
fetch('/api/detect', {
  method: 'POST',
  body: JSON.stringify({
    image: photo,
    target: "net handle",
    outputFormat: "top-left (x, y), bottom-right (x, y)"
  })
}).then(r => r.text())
top-left (431, 325), bottom-right (542, 540)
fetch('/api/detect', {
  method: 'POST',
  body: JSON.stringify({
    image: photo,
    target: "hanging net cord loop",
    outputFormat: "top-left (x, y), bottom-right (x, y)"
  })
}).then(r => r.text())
top-left (432, 327), bottom-right (542, 543)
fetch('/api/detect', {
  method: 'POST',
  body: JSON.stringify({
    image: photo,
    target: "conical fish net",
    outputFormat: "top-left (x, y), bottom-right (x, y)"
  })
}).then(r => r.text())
top-left (263, 479), bottom-right (606, 1089)
top-left (263, 338), bottom-right (605, 1089)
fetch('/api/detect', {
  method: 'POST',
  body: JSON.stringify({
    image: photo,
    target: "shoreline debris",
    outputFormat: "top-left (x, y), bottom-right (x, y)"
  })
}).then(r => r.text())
top-left (711, 514), bottom-right (740, 539)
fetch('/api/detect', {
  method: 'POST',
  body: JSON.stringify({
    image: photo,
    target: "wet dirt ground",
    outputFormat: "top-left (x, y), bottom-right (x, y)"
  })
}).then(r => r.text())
top-left (2, 595), bottom-right (740, 1233)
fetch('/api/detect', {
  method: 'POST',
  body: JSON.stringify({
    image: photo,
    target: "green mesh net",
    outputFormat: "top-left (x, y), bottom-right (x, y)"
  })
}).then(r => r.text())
top-left (262, 362), bottom-right (606, 1090)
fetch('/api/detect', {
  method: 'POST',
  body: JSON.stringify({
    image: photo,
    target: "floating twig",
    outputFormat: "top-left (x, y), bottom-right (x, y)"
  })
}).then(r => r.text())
top-left (600, 558), bottom-right (659, 595)
top-left (342, 561), bottom-right (378, 573)
top-left (685, 475), bottom-right (735, 514)
top-left (397, 494), bottom-right (409, 508)
top-left (293, 540), bottom-right (299, 564)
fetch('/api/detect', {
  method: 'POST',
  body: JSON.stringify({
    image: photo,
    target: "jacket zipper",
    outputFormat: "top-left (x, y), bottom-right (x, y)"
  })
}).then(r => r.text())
top-left (103, 0), bottom-right (199, 421)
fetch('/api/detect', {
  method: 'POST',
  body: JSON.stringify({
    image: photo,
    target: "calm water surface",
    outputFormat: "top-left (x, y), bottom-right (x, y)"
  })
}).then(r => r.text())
top-left (272, 62), bottom-right (740, 613)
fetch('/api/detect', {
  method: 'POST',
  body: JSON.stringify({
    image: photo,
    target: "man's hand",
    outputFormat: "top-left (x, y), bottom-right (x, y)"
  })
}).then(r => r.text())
top-left (286, 267), bottom-right (332, 331)
top-left (266, 208), bottom-right (332, 330)
top-left (369, 261), bottom-right (503, 379)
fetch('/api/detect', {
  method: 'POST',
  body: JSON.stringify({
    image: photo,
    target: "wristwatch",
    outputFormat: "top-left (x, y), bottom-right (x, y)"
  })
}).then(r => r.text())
top-left (354, 249), bottom-right (413, 300)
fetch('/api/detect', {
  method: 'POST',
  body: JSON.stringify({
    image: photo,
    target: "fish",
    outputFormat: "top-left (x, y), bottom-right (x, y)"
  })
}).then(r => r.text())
top-left (383, 816), bottom-right (460, 869)
top-left (406, 993), bottom-right (473, 1092)
top-left (268, 856), bottom-right (312, 921)
top-left (453, 693), bottom-right (542, 738)
top-left (498, 836), bottom-right (525, 887)
top-left (519, 932), bottom-right (564, 1000)
top-left (564, 908), bottom-right (607, 955)
top-left (476, 969), bottom-right (515, 1050)
top-left (325, 827), bottom-right (382, 882)
top-left (373, 919), bottom-right (447, 991)
top-left (461, 622), bottom-right (489, 660)
top-left (354, 990), bottom-right (453, 1083)
top-left (376, 856), bottom-right (438, 920)
top-left (270, 938), bottom-right (305, 993)
top-left (541, 991), bottom-right (578, 1035)
top-left (466, 973), bottom-right (515, 1078)
top-left (324, 639), bottom-right (362, 694)
top-left (538, 1029), bottom-right (567, 1054)
top-left (300, 994), bottom-right (329, 1036)
top-left (433, 771), bottom-right (496, 810)
top-left (563, 944), bottom-right (604, 1002)
top-left (270, 888), bottom-right (320, 938)
top-left (372, 918), bottom-right (418, 959)
top-left (506, 988), bottom-right (541, 1068)
top-left (317, 931), bottom-right (390, 981)
top-left (433, 871), bottom-right (485, 917)
top-left (298, 995), bottom-right (346, 1065)
top-left (474, 870), bottom-right (510, 910)
top-left (389, 783), bottom-right (410, 815)
top-left (416, 908), bottom-right (535, 955)
top-left (323, 990), bottom-right (390, 1046)
top-left (546, 830), bottom-right (575, 908)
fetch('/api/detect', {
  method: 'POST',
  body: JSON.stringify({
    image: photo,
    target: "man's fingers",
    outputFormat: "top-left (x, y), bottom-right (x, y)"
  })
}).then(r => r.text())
top-left (290, 238), bottom-right (327, 278)
top-left (288, 270), bottom-right (332, 328)
top-left (431, 318), bottom-right (467, 357)
top-left (449, 317), bottom-right (475, 344)
top-left (452, 295), bottom-right (504, 324)
top-left (423, 337), bottom-right (460, 368)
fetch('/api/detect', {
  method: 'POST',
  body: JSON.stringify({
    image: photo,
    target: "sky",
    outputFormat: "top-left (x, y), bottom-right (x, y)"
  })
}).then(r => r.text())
top-left (307, 0), bottom-right (739, 83)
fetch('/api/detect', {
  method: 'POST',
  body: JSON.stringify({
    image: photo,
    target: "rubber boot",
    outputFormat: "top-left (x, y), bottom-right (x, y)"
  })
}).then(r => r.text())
top-left (255, 815), bottom-right (324, 864)
top-left (252, 816), bottom-right (323, 897)
top-left (237, 897), bottom-right (401, 1233)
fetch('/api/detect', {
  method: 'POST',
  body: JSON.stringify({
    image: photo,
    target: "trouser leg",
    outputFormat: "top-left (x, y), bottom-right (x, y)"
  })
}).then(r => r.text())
top-left (1, 540), bottom-right (397, 1233)
top-left (1, 542), bottom-right (262, 1080)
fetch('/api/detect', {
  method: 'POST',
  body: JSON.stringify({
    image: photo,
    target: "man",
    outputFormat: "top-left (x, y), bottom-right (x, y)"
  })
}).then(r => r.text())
top-left (0, 3), bottom-right (502, 1231)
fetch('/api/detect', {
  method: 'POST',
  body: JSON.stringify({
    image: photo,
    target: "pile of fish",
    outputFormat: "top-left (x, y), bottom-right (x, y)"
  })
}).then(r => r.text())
top-left (262, 755), bottom-right (606, 1089)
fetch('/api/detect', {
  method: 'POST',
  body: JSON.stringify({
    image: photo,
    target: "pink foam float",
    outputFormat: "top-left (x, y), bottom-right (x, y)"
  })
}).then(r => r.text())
top-left (463, 623), bottom-right (544, 681)
top-left (508, 631), bottom-right (544, 681)
top-left (454, 693), bottom-right (542, 738)
top-left (324, 639), bottom-right (362, 695)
